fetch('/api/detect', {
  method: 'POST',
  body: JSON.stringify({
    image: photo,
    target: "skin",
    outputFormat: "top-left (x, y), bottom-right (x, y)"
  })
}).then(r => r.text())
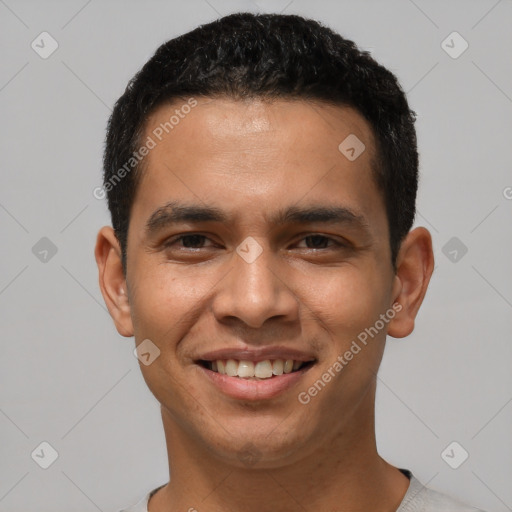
top-left (95, 97), bottom-right (434, 512)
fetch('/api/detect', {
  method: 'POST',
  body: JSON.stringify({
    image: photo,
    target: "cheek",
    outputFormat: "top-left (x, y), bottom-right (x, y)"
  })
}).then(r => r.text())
top-left (302, 265), bottom-right (389, 337)
top-left (128, 263), bottom-right (215, 338)
top-left (300, 269), bottom-right (390, 412)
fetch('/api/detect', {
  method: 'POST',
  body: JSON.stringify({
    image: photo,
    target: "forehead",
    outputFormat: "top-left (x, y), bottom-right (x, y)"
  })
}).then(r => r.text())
top-left (144, 97), bottom-right (375, 167)
top-left (131, 97), bottom-right (385, 236)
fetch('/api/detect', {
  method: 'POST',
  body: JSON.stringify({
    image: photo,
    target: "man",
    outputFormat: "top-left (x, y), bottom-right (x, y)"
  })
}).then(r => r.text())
top-left (95, 12), bottom-right (485, 512)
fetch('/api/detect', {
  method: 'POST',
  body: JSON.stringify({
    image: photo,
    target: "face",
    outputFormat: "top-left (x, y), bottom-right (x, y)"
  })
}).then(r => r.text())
top-left (96, 97), bottom-right (430, 468)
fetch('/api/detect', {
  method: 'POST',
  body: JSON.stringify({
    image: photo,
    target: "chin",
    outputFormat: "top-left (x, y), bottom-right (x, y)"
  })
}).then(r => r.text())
top-left (205, 419), bottom-right (315, 469)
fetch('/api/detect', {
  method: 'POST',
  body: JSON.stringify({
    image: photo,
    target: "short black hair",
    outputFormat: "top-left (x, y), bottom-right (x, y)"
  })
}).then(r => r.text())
top-left (103, 12), bottom-right (418, 273)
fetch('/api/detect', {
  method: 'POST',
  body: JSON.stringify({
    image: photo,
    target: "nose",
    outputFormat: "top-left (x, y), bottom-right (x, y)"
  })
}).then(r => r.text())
top-left (211, 241), bottom-right (299, 329)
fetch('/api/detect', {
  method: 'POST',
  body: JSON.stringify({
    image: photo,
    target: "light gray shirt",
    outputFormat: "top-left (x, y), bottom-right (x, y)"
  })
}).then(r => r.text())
top-left (119, 470), bottom-right (486, 512)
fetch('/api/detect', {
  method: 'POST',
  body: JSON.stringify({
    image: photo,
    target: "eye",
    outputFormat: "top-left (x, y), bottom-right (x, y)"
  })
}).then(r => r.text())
top-left (161, 233), bottom-right (348, 253)
top-left (295, 235), bottom-right (342, 250)
top-left (163, 234), bottom-right (215, 249)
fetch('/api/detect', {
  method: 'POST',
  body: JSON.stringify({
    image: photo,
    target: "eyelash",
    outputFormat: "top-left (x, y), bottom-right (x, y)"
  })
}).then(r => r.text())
top-left (162, 233), bottom-right (347, 251)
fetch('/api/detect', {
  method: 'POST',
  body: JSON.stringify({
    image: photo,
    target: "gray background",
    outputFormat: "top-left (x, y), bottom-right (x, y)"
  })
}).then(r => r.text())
top-left (1, 0), bottom-right (511, 511)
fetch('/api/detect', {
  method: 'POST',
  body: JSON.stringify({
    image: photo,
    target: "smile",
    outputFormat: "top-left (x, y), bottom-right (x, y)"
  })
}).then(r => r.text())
top-left (198, 358), bottom-right (314, 380)
top-left (196, 357), bottom-right (316, 401)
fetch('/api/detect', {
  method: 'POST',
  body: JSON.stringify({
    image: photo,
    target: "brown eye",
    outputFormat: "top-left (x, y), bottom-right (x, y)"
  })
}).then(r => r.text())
top-left (303, 235), bottom-right (331, 249)
top-left (164, 234), bottom-right (213, 249)
top-left (296, 235), bottom-right (342, 250)
top-left (179, 234), bottom-right (207, 248)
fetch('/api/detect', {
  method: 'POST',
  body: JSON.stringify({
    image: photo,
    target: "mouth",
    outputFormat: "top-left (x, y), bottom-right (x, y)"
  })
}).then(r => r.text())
top-left (195, 353), bottom-right (317, 401)
top-left (196, 358), bottom-right (316, 380)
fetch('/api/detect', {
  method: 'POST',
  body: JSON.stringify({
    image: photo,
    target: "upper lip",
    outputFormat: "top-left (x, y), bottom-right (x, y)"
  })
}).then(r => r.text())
top-left (196, 346), bottom-right (317, 363)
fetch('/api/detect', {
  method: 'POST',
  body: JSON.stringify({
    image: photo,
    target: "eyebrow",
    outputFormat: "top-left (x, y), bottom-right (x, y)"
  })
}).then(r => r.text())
top-left (144, 200), bottom-right (370, 236)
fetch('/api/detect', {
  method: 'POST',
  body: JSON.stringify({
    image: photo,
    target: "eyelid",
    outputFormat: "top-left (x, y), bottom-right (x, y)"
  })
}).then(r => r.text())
top-left (162, 232), bottom-right (349, 250)
top-left (294, 233), bottom-right (350, 249)
top-left (162, 233), bottom-right (216, 248)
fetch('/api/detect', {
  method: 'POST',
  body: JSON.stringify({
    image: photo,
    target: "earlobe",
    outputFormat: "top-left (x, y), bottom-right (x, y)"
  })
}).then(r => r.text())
top-left (94, 226), bottom-right (134, 337)
top-left (387, 227), bottom-right (434, 339)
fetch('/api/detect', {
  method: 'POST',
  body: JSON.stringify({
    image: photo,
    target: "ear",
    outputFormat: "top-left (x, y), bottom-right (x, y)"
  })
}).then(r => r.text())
top-left (387, 227), bottom-right (434, 338)
top-left (94, 226), bottom-right (134, 337)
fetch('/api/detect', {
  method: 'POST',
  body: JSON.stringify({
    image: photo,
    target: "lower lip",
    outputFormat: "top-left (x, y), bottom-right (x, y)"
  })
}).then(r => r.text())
top-left (198, 365), bottom-right (313, 401)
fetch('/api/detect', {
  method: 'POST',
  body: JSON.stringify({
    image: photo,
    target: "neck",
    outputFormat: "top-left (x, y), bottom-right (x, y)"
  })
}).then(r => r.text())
top-left (150, 383), bottom-right (409, 512)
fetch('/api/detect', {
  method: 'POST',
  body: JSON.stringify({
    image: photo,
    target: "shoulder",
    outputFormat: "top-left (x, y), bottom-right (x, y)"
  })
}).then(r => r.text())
top-left (398, 473), bottom-right (486, 512)
top-left (118, 484), bottom-right (164, 512)
top-left (117, 492), bottom-right (149, 512)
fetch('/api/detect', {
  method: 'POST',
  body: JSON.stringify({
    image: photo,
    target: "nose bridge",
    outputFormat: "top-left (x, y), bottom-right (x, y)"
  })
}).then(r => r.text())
top-left (212, 238), bottom-right (298, 328)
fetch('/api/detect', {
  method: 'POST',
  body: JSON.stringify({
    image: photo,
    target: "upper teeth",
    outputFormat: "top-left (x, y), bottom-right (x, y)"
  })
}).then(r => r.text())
top-left (211, 359), bottom-right (303, 379)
